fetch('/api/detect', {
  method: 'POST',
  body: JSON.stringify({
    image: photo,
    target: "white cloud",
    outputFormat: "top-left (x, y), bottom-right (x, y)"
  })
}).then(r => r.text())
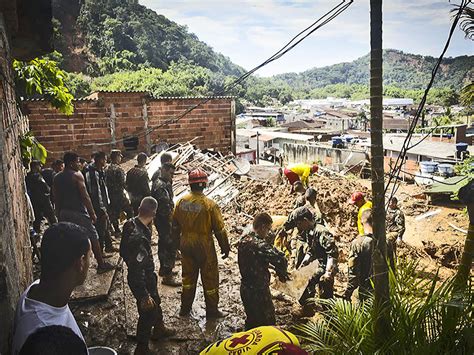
top-left (140, 0), bottom-right (473, 75)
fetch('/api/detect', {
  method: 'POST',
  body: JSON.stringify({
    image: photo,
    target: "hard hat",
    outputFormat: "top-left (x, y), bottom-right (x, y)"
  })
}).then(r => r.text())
top-left (349, 191), bottom-right (364, 204)
top-left (311, 164), bottom-right (319, 173)
top-left (188, 168), bottom-right (208, 185)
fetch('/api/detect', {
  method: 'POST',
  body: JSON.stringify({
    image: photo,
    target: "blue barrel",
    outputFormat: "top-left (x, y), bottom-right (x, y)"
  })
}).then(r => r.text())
top-left (419, 161), bottom-right (438, 174)
top-left (344, 135), bottom-right (354, 143)
top-left (456, 143), bottom-right (468, 152)
top-left (332, 137), bottom-right (343, 145)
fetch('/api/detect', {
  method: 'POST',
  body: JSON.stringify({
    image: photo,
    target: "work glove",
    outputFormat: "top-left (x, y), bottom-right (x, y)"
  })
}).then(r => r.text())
top-left (140, 295), bottom-right (156, 312)
top-left (301, 254), bottom-right (311, 267)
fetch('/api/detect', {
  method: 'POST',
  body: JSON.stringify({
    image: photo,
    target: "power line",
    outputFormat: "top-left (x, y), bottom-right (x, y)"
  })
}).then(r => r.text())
top-left (88, 0), bottom-right (354, 146)
top-left (384, 0), bottom-right (471, 205)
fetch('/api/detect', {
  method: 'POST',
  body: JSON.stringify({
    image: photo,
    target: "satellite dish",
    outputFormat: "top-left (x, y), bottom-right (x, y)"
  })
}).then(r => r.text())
top-left (232, 157), bottom-right (251, 175)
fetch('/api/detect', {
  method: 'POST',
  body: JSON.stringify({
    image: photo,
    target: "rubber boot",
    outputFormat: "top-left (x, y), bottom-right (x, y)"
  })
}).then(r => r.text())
top-left (134, 343), bottom-right (150, 355)
top-left (206, 309), bottom-right (228, 319)
top-left (161, 274), bottom-right (181, 287)
top-left (150, 323), bottom-right (175, 340)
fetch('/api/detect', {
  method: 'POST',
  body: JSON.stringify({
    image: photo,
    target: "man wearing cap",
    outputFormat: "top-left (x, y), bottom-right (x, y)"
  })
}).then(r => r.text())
top-left (292, 206), bottom-right (338, 313)
top-left (106, 149), bottom-right (133, 237)
top-left (172, 168), bottom-right (230, 318)
top-left (151, 161), bottom-right (180, 287)
top-left (126, 153), bottom-right (151, 216)
top-left (283, 163), bottom-right (318, 192)
top-left (349, 191), bottom-right (372, 235)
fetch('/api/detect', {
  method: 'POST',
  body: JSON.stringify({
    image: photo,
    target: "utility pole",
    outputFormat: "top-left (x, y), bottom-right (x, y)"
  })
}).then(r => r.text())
top-left (256, 131), bottom-right (260, 164)
top-left (370, 0), bottom-right (390, 339)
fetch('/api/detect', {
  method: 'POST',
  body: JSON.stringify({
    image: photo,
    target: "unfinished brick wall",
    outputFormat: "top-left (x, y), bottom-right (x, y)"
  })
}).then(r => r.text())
top-left (0, 14), bottom-right (33, 354)
top-left (25, 91), bottom-right (236, 161)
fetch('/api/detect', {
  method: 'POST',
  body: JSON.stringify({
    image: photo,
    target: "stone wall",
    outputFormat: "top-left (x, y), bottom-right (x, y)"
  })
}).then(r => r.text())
top-left (25, 91), bottom-right (236, 161)
top-left (0, 14), bottom-right (33, 354)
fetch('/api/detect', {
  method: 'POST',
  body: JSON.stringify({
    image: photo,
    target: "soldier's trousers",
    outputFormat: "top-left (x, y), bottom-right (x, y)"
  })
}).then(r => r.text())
top-left (135, 292), bottom-right (163, 345)
top-left (108, 195), bottom-right (133, 234)
top-left (299, 268), bottom-right (334, 305)
top-left (32, 202), bottom-right (57, 233)
top-left (240, 284), bottom-right (276, 330)
top-left (154, 215), bottom-right (177, 276)
top-left (386, 232), bottom-right (398, 272)
top-left (180, 242), bottom-right (219, 313)
top-left (95, 211), bottom-right (113, 250)
top-left (293, 239), bottom-right (309, 269)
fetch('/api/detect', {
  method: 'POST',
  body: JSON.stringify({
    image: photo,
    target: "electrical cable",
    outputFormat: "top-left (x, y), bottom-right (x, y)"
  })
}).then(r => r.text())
top-left (87, 0), bottom-right (354, 146)
top-left (384, 0), bottom-right (470, 204)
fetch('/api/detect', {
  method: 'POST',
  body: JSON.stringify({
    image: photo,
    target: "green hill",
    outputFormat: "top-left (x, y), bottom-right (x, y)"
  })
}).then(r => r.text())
top-left (52, 0), bottom-right (244, 76)
top-left (275, 49), bottom-right (473, 91)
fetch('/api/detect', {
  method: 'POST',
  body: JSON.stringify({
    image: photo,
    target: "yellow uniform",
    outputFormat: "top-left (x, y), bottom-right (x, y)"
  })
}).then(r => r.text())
top-left (288, 164), bottom-right (312, 187)
top-left (200, 326), bottom-right (301, 354)
top-left (172, 191), bottom-right (229, 314)
top-left (357, 201), bottom-right (373, 235)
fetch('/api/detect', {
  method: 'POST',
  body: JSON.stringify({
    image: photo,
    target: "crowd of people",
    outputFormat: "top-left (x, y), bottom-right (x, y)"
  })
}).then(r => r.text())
top-left (15, 154), bottom-right (406, 354)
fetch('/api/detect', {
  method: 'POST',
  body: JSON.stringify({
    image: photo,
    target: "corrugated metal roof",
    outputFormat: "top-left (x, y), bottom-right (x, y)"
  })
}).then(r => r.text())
top-left (22, 97), bottom-right (98, 102)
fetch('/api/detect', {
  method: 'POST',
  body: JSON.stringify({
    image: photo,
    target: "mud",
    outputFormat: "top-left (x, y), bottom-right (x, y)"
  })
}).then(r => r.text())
top-left (48, 174), bottom-right (467, 353)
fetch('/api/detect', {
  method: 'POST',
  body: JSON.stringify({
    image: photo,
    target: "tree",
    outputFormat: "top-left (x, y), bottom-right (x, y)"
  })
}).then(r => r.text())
top-left (13, 57), bottom-right (74, 114)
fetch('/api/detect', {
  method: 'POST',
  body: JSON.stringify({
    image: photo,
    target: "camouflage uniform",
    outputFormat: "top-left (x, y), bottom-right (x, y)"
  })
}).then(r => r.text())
top-left (299, 223), bottom-right (338, 304)
top-left (386, 207), bottom-right (405, 270)
top-left (126, 165), bottom-right (150, 216)
top-left (120, 217), bottom-right (164, 346)
top-left (294, 195), bottom-right (306, 209)
top-left (25, 171), bottom-right (57, 233)
top-left (238, 231), bottom-right (288, 330)
top-left (342, 233), bottom-right (375, 301)
top-left (151, 176), bottom-right (176, 276)
top-left (105, 162), bottom-right (132, 234)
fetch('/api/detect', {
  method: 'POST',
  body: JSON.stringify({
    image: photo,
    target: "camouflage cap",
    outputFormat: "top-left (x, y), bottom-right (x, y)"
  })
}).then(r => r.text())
top-left (110, 149), bottom-right (123, 159)
top-left (292, 206), bottom-right (314, 222)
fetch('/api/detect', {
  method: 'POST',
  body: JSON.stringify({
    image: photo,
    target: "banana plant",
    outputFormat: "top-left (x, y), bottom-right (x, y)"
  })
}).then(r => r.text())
top-left (20, 131), bottom-right (47, 167)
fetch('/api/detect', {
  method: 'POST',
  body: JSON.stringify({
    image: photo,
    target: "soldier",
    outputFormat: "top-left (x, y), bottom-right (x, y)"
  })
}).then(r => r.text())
top-left (172, 168), bottom-right (230, 318)
top-left (126, 153), bottom-right (151, 216)
top-left (120, 197), bottom-right (174, 355)
top-left (304, 187), bottom-right (323, 222)
top-left (386, 197), bottom-right (405, 271)
top-left (342, 209), bottom-right (374, 301)
top-left (238, 213), bottom-right (289, 330)
top-left (293, 181), bottom-right (306, 209)
top-left (292, 207), bottom-right (338, 313)
top-left (151, 162), bottom-right (180, 286)
top-left (151, 152), bottom-right (172, 183)
top-left (106, 149), bottom-right (133, 237)
top-left (84, 151), bottom-right (117, 254)
top-left (26, 160), bottom-right (57, 233)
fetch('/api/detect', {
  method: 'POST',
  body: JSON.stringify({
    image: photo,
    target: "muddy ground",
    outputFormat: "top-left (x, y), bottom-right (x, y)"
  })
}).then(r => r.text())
top-left (62, 173), bottom-right (468, 354)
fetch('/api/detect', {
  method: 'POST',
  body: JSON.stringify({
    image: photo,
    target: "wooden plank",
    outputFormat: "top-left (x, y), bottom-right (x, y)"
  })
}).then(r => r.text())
top-left (71, 252), bottom-right (121, 301)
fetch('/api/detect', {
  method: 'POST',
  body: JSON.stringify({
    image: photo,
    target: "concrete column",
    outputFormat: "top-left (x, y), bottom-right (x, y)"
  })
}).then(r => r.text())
top-left (109, 103), bottom-right (116, 147)
top-left (142, 100), bottom-right (151, 154)
top-left (230, 99), bottom-right (236, 154)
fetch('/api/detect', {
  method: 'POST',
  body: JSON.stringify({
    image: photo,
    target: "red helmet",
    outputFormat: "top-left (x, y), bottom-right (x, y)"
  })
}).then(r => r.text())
top-left (349, 191), bottom-right (364, 204)
top-left (311, 164), bottom-right (319, 173)
top-left (188, 168), bottom-right (208, 185)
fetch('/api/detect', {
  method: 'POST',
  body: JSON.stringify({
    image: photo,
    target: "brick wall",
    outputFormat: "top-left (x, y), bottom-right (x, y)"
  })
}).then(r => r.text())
top-left (0, 14), bottom-right (33, 354)
top-left (25, 91), bottom-right (236, 161)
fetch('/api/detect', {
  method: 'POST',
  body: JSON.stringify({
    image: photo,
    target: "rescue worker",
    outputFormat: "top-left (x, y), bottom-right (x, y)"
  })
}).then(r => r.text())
top-left (126, 153), bottom-right (151, 216)
top-left (386, 196), bottom-right (405, 271)
top-left (106, 149), bottom-right (132, 237)
top-left (151, 162), bottom-right (180, 286)
top-left (292, 207), bottom-right (338, 312)
top-left (26, 160), bottom-right (57, 233)
top-left (283, 163), bottom-right (318, 191)
top-left (293, 181), bottom-right (306, 208)
top-left (151, 152), bottom-right (173, 182)
top-left (343, 208), bottom-right (374, 301)
top-left (42, 159), bottom-right (64, 205)
top-left (120, 197), bottom-right (174, 355)
top-left (304, 187), bottom-right (323, 221)
top-left (238, 213), bottom-right (289, 330)
top-left (349, 191), bottom-right (372, 235)
top-left (84, 151), bottom-right (116, 254)
top-left (172, 168), bottom-right (230, 318)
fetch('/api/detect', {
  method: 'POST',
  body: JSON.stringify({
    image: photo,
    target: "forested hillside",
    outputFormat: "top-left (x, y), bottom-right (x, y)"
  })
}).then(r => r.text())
top-left (276, 49), bottom-right (473, 90)
top-left (48, 0), bottom-right (472, 108)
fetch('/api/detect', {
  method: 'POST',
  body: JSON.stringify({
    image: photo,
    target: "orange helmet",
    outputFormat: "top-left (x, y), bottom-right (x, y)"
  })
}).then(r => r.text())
top-left (188, 168), bottom-right (208, 185)
top-left (311, 164), bottom-right (319, 173)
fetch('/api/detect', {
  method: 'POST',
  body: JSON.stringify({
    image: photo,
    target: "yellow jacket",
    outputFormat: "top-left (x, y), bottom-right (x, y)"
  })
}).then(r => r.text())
top-left (289, 163), bottom-right (312, 186)
top-left (172, 191), bottom-right (229, 253)
top-left (357, 200), bottom-right (373, 235)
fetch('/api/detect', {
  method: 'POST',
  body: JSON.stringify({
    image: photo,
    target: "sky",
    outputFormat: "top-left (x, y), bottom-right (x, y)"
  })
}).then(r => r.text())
top-left (140, 0), bottom-right (473, 76)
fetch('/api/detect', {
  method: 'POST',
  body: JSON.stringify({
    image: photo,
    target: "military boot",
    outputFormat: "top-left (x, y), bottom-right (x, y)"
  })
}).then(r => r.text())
top-left (150, 323), bottom-right (175, 340)
top-left (161, 274), bottom-right (181, 287)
